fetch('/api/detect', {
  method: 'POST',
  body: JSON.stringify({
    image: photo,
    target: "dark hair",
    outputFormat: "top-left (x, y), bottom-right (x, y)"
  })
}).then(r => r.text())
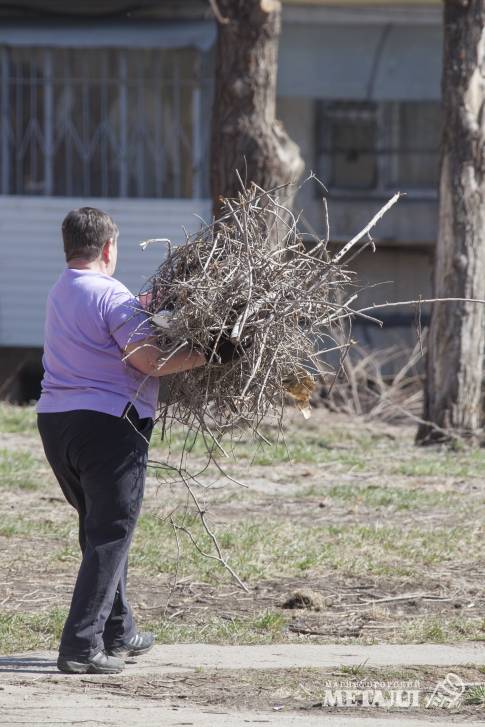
top-left (62, 207), bottom-right (118, 262)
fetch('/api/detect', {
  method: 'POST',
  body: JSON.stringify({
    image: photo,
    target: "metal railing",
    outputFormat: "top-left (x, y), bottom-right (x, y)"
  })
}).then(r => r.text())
top-left (0, 46), bottom-right (211, 199)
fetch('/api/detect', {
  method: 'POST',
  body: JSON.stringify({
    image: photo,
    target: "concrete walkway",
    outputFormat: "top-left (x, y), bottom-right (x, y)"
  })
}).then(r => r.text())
top-left (0, 643), bottom-right (483, 726)
top-left (1, 642), bottom-right (483, 679)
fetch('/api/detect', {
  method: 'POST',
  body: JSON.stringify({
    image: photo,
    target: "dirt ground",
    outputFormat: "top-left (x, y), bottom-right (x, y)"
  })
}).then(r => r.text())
top-left (0, 404), bottom-right (484, 721)
top-left (3, 665), bottom-right (484, 720)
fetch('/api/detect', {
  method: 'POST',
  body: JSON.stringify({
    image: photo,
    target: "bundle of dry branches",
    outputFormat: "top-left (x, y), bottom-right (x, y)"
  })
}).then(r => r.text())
top-left (129, 183), bottom-right (401, 592)
top-left (138, 183), bottom-right (400, 446)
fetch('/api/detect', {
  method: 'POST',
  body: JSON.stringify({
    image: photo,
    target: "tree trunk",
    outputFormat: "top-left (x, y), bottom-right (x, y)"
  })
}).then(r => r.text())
top-left (210, 0), bottom-right (304, 219)
top-left (417, 0), bottom-right (485, 443)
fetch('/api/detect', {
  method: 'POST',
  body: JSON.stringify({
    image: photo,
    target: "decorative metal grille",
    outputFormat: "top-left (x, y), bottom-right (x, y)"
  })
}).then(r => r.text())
top-left (0, 46), bottom-right (211, 198)
top-left (316, 100), bottom-right (441, 192)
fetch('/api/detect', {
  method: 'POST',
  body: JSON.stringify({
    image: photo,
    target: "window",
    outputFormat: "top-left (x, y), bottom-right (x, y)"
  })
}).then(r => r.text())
top-left (316, 100), bottom-right (441, 193)
top-left (0, 46), bottom-right (211, 198)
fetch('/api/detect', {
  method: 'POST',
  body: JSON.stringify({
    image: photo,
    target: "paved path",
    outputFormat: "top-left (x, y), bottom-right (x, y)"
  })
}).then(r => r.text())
top-left (0, 643), bottom-right (483, 726)
top-left (1, 643), bottom-right (483, 680)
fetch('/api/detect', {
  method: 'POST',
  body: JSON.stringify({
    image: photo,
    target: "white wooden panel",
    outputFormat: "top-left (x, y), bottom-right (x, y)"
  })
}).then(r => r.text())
top-left (0, 195), bottom-right (211, 347)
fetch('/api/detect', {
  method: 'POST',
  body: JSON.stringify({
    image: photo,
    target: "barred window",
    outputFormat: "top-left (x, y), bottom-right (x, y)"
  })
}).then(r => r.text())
top-left (0, 46), bottom-right (211, 198)
top-left (316, 100), bottom-right (441, 192)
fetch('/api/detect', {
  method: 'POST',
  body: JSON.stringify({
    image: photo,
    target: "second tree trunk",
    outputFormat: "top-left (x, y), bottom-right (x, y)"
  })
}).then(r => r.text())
top-left (418, 0), bottom-right (485, 443)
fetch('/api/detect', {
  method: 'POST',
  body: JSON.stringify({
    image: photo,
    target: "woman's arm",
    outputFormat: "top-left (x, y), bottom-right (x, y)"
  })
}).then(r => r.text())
top-left (123, 337), bottom-right (206, 377)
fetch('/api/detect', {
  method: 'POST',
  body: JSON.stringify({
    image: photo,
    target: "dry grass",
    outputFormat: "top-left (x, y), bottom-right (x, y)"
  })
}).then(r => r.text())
top-left (0, 404), bottom-right (483, 652)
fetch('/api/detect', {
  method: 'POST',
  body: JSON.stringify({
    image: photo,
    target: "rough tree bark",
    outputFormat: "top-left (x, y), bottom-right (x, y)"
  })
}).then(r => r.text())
top-left (417, 0), bottom-right (485, 443)
top-left (210, 0), bottom-right (304, 219)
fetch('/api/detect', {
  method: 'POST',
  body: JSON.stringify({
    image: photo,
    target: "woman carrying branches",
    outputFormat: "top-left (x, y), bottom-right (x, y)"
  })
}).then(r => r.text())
top-left (36, 207), bottom-right (213, 675)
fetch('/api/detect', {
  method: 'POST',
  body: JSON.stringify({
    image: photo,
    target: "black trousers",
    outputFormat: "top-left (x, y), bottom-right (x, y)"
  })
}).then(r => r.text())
top-left (37, 406), bottom-right (153, 658)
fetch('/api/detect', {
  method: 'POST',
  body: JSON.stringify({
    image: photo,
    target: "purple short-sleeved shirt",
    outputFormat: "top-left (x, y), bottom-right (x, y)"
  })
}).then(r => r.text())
top-left (37, 268), bottom-right (159, 420)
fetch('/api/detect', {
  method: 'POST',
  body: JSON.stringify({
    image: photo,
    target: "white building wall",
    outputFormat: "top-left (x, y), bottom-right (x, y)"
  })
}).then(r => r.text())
top-left (0, 196), bottom-right (211, 347)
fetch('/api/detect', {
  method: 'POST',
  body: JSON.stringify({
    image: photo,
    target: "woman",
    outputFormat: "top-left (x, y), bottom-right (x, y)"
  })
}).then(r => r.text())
top-left (37, 207), bottom-right (206, 674)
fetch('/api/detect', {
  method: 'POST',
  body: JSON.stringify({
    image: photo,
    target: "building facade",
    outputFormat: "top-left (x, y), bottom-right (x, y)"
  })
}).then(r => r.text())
top-left (278, 0), bottom-right (442, 353)
top-left (0, 0), bottom-right (442, 398)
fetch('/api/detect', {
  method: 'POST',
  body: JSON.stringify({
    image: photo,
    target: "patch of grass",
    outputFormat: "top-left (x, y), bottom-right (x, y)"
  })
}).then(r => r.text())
top-left (229, 431), bottom-right (375, 468)
top-left (337, 660), bottom-right (368, 676)
top-left (144, 611), bottom-right (288, 645)
top-left (149, 417), bottom-right (485, 481)
top-left (0, 608), bottom-right (67, 653)
top-left (0, 514), bottom-right (74, 540)
top-left (252, 610), bottom-right (287, 633)
top-left (247, 440), bottom-right (368, 468)
top-left (392, 449), bottom-right (485, 478)
top-left (464, 685), bottom-right (485, 706)
top-left (149, 426), bottom-right (371, 469)
top-left (149, 429), bottom-right (210, 460)
top-left (0, 449), bottom-right (43, 490)
top-left (130, 513), bottom-right (483, 583)
top-left (0, 404), bottom-right (37, 434)
top-left (324, 483), bottom-right (456, 511)
top-left (398, 616), bottom-right (485, 644)
top-left (116, 605), bottom-right (485, 651)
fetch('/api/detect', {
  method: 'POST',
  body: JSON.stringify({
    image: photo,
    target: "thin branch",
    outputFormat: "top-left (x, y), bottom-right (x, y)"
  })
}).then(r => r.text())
top-left (178, 471), bottom-right (249, 592)
top-left (332, 192), bottom-right (401, 263)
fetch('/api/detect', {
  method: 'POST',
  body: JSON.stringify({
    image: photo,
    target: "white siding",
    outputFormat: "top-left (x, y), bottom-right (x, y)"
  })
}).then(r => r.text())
top-left (0, 196), bottom-right (211, 347)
